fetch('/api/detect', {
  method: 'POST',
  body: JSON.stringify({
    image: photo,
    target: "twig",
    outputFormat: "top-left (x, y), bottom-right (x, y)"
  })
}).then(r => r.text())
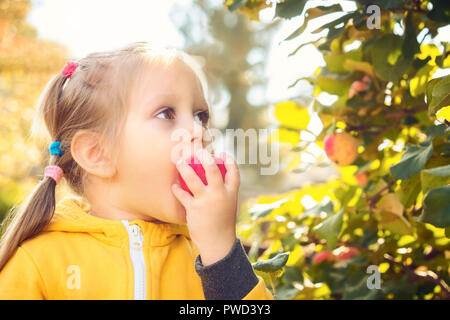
top-left (346, 105), bottom-right (428, 136)
top-left (367, 180), bottom-right (395, 211)
top-left (423, 249), bottom-right (442, 261)
top-left (268, 273), bottom-right (278, 300)
top-left (384, 105), bottom-right (428, 120)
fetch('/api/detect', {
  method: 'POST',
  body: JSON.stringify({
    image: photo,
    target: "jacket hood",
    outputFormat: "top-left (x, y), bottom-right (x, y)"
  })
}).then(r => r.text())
top-left (43, 196), bottom-right (191, 247)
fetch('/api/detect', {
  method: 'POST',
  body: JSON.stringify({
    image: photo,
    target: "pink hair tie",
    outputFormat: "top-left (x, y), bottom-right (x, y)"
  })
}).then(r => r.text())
top-left (44, 165), bottom-right (64, 184)
top-left (62, 62), bottom-right (77, 79)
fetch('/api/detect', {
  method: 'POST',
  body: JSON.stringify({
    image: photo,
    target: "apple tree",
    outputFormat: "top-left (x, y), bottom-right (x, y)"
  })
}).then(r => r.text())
top-left (225, 0), bottom-right (450, 299)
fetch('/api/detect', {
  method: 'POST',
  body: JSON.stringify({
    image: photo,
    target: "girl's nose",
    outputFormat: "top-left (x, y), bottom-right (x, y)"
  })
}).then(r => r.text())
top-left (190, 120), bottom-right (205, 152)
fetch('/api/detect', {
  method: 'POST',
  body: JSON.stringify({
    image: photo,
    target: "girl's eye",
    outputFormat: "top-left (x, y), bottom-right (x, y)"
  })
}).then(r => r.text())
top-left (155, 107), bottom-right (175, 120)
top-left (194, 110), bottom-right (210, 127)
top-left (155, 107), bottom-right (209, 127)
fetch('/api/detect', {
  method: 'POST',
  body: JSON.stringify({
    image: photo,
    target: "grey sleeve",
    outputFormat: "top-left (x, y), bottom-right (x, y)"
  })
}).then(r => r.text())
top-left (194, 237), bottom-right (259, 300)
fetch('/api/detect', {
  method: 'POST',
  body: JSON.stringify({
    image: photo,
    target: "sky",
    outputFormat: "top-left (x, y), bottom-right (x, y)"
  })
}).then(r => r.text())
top-left (26, 0), bottom-right (327, 106)
top-left (28, 0), bottom-right (186, 58)
top-left (27, 0), bottom-right (449, 110)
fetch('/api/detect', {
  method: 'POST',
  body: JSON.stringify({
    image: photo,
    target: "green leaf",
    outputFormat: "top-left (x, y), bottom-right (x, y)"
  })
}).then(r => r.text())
top-left (275, 0), bottom-right (307, 19)
top-left (435, 42), bottom-right (449, 68)
top-left (287, 75), bottom-right (315, 88)
top-left (402, 12), bottom-right (419, 60)
top-left (318, 26), bottom-right (346, 51)
top-left (313, 208), bottom-right (344, 249)
top-left (283, 19), bottom-right (309, 42)
top-left (367, 0), bottom-right (403, 10)
top-left (418, 186), bottom-right (450, 228)
top-left (288, 38), bottom-right (323, 57)
top-left (282, 4), bottom-right (343, 41)
top-left (368, 34), bottom-right (411, 83)
top-left (324, 49), bottom-right (361, 74)
top-left (342, 273), bottom-right (381, 300)
top-left (420, 164), bottom-right (450, 194)
top-left (276, 284), bottom-right (300, 300)
top-left (252, 252), bottom-right (290, 272)
top-left (249, 197), bottom-right (289, 220)
top-left (426, 75), bottom-right (450, 115)
top-left (410, 64), bottom-right (435, 98)
top-left (425, 123), bottom-right (447, 141)
top-left (283, 266), bottom-right (304, 283)
top-left (378, 212), bottom-right (413, 235)
top-left (274, 100), bottom-right (310, 130)
top-left (335, 185), bottom-right (358, 207)
top-left (390, 142), bottom-right (433, 180)
top-left (296, 198), bottom-right (334, 220)
top-left (375, 193), bottom-right (413, 235)
top-left (316, 75), bottom-right (352, 96)
top-left (324, 54), bottom-right (348, 74)
top-left (226, 0), bottom-right (245, 11)
top-left (343, 59), bottom-right (376, 77)
top-left (398, 173), bottom-right (421, 208)
top-left (311, 12), bottom-right (358, 34)
top-left (306, 4), bottom-right (343, 19)
top-left (355, 160), bottom-right (375, 175)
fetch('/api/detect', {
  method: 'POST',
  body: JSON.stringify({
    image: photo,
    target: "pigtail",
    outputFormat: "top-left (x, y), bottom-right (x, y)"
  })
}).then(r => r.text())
top-left (0, 73), bottom-right (67, 272)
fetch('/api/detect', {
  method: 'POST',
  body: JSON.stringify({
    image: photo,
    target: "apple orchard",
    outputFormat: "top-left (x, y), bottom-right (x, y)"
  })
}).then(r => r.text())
top-left (224, 0), bottom-right (450, 300)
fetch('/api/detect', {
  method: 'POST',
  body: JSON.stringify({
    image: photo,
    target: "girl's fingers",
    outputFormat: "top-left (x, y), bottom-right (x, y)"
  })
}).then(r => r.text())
top-left (195, 149), bottom-right (223, 188)
top-left (176, 159), bottom-right (205, 196)
top-left (171, 183), bottom-right (193, 208)
top-left (219, 152), bottom-right (240, 191)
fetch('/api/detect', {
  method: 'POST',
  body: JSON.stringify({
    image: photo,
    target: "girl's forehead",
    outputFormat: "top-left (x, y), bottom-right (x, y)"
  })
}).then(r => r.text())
top-left (130, 60), bottom-right (208, 107)
top-left (141, 60), bottom-right (199, 87)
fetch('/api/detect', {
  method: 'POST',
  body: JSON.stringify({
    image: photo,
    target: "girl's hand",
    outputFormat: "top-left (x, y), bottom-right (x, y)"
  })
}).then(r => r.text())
top-left (172, 149), bottom-right (240, 266)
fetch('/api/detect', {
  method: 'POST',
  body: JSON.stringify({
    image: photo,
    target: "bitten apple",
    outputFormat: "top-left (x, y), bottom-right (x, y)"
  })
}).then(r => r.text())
top-left (179, 155), bottom-right (227, 196)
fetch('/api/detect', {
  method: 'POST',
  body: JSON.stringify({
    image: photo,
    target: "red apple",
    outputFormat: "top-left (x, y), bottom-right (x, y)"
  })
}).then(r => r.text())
top-left (355, 172), bottom-right (369, 186)
top-left (179, 155), bottom-right (227, 196)
top-left (336, 247), bottom-right (360, 262)
top-left (348, 76), bottom-right (371, 98)
top-left (312, 250), bottom-right (334, 265)
top-left (324, 132), bottom-right (359, 166)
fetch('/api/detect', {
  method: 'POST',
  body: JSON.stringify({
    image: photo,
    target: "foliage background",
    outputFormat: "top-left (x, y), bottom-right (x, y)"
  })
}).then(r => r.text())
top-left (226, 0), bottom-right (450, 300)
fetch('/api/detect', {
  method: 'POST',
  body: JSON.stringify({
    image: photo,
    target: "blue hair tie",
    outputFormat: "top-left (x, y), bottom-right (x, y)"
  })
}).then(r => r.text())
top-left (49, 141), bottom-right (63, 156)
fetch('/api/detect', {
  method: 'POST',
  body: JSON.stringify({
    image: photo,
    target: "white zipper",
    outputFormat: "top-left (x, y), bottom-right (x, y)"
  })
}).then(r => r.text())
top-left (121, 220), bottom-right (147, 300)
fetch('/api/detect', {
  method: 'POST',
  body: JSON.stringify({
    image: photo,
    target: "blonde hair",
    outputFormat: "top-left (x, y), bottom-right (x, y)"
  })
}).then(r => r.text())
top-left (0, 42), bottom-right (209, 271)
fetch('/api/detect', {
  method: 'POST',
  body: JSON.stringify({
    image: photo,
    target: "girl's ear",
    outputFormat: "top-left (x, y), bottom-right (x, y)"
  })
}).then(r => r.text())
top-left (71, 130), bottom-right (116, 178)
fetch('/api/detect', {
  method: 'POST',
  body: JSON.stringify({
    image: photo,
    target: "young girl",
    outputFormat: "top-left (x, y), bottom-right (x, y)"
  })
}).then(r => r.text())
top-left (0, 42), bottom-right (274, 300)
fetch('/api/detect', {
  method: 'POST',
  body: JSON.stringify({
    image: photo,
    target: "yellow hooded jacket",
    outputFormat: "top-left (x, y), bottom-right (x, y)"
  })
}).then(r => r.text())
top-left (0, 196), bottom-right (274, 300)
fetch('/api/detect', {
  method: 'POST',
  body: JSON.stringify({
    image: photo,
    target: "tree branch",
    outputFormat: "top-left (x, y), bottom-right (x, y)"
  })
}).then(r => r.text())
top-left (367, 180), bottom-right (396, 212)
top-left (346, 105), bottom-right (428, 136)
top-left (384, 105), bottom-right (428, 120)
